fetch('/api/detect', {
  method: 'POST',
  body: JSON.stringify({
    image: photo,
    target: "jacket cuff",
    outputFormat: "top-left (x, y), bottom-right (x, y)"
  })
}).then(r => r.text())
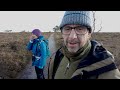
top-left (30, 40), bottom-right (33, 43)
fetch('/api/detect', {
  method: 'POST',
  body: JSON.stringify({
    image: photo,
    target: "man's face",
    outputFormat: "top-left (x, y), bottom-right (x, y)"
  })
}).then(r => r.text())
top-left (31, 34), bottom-right (38, 39)
top-left (62, 25), bottom-right (91, 53)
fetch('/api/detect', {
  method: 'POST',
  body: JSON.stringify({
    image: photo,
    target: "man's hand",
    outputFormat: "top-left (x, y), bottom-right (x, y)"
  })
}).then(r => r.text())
top-left (29, 34), bottom-right (37, 41)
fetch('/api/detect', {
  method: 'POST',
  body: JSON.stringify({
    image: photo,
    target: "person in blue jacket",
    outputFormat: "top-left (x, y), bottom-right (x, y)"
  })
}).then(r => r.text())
top-left (27, 29), bottom-right (47, 79)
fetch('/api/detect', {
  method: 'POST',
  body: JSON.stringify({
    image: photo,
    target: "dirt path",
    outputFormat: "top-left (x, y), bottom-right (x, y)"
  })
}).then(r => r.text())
top-left (16, 33), bottom-right (56, 79)
top-left (43, 33), bottom-right (57, 79)
top-left (16, 60), bottom-right (37, 79)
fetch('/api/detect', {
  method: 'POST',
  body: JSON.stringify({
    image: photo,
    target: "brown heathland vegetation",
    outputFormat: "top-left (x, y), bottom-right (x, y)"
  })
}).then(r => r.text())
top-left (0, 32), bottom-right (120, 79)
top-left (0, 32), bottom-right (51, 79)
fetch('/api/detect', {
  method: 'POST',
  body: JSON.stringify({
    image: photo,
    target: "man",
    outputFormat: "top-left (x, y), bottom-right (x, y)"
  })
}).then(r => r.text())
top-left (47, 11), bottom-right (120, 79)
top-left (27, 29), bottom-right (47, 79)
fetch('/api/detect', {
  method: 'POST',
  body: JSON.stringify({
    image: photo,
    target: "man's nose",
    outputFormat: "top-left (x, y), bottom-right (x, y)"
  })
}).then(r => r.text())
top-left (69, 29), bottom-right (77, 39)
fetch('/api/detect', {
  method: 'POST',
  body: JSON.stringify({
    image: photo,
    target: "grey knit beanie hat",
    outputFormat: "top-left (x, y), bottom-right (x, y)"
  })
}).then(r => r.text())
top-left (60, 11), bottom-right (92, 33)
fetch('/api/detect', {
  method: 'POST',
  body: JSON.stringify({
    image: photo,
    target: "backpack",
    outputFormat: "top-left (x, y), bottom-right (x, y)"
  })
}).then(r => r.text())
top-left (36, 39), bottom-right (50, 58)
top-left (42, 39), bottom-right (51, 58)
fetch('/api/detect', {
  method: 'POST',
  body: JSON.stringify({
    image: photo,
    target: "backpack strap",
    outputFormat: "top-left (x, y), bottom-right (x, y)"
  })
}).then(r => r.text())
top-left (82, 62), bottom-right (117, 79)
top-left (52, 47), bottom-right (64, 79)
top-left (71, 62), bottom-right (117, 79)
top-left (34, 41), bottom-right (41, 56)
top-left (35, 39), bottom-right (45, 56)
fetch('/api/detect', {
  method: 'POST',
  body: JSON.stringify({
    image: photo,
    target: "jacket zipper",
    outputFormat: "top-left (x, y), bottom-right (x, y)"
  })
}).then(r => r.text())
top-left (64, 62), bottom-right (70, 74)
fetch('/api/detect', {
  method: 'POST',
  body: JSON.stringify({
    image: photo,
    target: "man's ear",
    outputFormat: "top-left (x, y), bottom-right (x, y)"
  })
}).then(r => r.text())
top-left (88, 33), bottom-right (92, 39)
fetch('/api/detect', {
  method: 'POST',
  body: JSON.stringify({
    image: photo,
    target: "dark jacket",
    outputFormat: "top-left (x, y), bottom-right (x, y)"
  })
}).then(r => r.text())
top-left (47, 40), bottom-right (120, 79)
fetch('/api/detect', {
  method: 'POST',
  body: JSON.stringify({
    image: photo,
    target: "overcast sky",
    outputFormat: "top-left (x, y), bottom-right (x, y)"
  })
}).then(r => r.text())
top-left (0, 11), bottom-right (120, 32)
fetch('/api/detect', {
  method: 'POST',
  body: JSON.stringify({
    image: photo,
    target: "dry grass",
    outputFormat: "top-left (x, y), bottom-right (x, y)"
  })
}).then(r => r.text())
top-left (0, 32), bottom-right (51, 79)
top-left (54, 32), bottom-right (120, 69)
top-left (54, 32), bottom-right (63, 49)
top-left (1, 32), bottom-right (120, 79)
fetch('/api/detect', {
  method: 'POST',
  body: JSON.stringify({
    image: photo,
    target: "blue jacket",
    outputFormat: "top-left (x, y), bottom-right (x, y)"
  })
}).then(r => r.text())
top-left (27, 36), bottom-right (47, 69)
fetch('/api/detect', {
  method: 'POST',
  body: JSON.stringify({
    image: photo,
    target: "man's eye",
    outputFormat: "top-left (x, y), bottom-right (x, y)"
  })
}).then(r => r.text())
top-left (65, 28), bottom-right (70, 30)
top-left (77, 28), bottom-right (82, 30)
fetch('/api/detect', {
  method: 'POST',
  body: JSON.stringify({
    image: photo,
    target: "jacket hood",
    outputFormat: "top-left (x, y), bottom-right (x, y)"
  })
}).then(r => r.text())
top-left (38, 35), bottom-right (44, 40)
top-left (90, 40), bottom-right (112, 59)
top-left (76, 40), bottom-right (114, 70)
top-left (33, 35), bottom-right (44, 43)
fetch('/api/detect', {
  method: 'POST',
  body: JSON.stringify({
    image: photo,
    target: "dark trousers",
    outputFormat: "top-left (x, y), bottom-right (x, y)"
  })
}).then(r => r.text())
top-left (35, 66), bottom-right (45, 79)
